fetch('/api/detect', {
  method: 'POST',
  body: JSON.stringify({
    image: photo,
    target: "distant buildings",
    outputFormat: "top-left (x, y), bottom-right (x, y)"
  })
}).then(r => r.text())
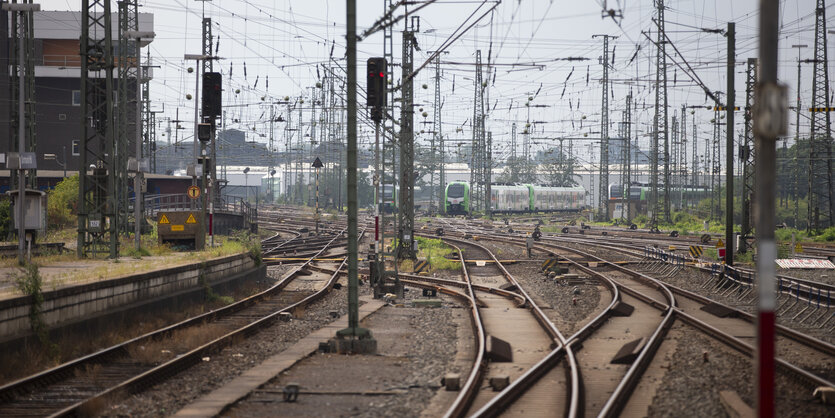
top-left (0, 10), bottom-right (154, 174)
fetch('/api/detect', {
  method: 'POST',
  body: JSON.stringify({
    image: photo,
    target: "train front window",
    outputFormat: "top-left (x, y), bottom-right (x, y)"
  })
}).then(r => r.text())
top-left (448, 184), bottom-right (465, 198)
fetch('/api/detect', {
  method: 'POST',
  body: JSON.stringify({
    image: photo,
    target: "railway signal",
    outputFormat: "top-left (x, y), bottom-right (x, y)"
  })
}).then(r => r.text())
top-left (201, 72), bottom-right (222, 119)
top-left (366, 57), bottom-right (387, 121)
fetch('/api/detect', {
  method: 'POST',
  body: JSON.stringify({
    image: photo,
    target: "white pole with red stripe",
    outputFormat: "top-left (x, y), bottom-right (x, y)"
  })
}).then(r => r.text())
top-left (754, 1), bottom-right (784, 415)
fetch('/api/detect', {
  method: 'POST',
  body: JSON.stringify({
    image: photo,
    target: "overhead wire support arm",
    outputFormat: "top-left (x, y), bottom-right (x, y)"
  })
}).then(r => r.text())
top-left (392, 1), bottom-right (500, 92)
top-left (358, 0), bottom-right (436, 41)
top-left (640, 25), bottom-right (722, 105)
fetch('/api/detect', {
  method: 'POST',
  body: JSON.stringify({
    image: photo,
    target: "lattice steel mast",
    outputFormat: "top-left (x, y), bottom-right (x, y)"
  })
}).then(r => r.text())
top-left (117, 0), bottom-right (138, 236)
top-left (651, 0), bottom-right (671, 225)
top-left (594, 34), bottom-right (616, 221)
top-left (397, 16), bottom-right (418, 259)
top-left (433, 55), bottom-right (444, 214)
top-left (740, 58), bottom-right (758, 253)
top-left (807, 0), bottom-right (834, 233)
top-left (78, 0), bottom-right (117, 257)
top-left (622, 91), bottom-right (632, 221)
top-left (470, 50), bottom-right (485, 213)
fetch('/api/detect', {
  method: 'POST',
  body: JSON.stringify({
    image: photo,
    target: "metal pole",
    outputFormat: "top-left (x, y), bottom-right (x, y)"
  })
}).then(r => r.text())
top-left (725, 22), bottom-right (735, 265)
top-left (375, 121), bottom-right (381, 256)
top-left (201, 147), bottom-right (207, 250)
top-left (754, 0), bottom-right (782, 415)
top-left (134, 35), bottom-right (143, 251)
top-left (346, 0), bottom-right (359, 332)
top-left (192, 60), bottom-right (200, 206)
top-left (17, 10), bottom-right (25, 265)
top-left (315, 167), bottom-right (320, 235)
top-left (791, 45), bottom-right (806, 229)
top-left (336, 0), bottom-right (372, 344)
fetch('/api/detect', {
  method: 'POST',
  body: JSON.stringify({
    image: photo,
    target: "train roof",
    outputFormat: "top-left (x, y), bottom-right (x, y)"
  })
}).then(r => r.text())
top-left (529, 185), bottom-right (586, 192)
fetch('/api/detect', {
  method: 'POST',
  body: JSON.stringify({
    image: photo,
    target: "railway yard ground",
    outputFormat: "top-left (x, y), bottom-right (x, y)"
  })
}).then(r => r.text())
top-left (0, 206), bottom-right (833, 417)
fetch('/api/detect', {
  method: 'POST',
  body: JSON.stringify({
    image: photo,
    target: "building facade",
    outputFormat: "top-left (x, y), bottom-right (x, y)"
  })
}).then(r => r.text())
top-left (0, 10), bottom-right (154, 175)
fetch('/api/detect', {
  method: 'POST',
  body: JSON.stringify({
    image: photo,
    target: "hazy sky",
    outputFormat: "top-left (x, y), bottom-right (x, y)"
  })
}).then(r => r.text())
top-left (35, 0), bottom-right (834, 167)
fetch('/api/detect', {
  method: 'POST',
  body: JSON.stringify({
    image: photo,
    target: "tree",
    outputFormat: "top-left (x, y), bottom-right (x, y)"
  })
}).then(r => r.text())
top-left (497, 156), bottom-right (523, 183)
top-left (47, 175), bottom-right (79, 229)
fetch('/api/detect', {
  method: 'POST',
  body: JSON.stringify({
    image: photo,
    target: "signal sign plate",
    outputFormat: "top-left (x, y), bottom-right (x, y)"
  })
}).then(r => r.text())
top-left (159, 214), bottom-right (170, 224)
top-left (187, 186), bottom-right (201, 199)
top-left (689, 246), bottom-right (703, 258)
top-left (186, 213), bottom-right (197, 224)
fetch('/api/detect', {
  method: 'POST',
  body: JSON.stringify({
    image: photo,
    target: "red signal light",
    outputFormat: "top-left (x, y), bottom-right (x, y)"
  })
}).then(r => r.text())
top-left (379, 72), bottom-right (384, 77)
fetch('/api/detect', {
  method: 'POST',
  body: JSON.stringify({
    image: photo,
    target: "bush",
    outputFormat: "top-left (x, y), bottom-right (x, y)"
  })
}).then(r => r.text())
top-left (815, 227), bottom-right (835, 242)
top-left (47, 175), bottom-right (79, 230)
top-left (0, 199), bottom-right (10, 239)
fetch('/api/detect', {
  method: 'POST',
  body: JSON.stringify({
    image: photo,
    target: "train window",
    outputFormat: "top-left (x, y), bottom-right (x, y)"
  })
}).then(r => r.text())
top-left (448, 183), bottom-right (465, 198)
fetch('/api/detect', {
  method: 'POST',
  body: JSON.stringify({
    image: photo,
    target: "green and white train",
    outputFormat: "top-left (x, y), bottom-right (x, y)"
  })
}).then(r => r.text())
top-left (445, 182), bottom-right (585, 215)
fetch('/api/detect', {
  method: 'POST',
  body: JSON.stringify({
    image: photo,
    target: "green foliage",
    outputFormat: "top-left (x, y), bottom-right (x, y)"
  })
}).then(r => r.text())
top-left (416, 236), bottom-right (460, 271)
top-left (232, 230), bottom-right (262, 265)
top-left (122, 246), bottom-right (151, 259)
top-left (14, 264), bottom-right (58, 357)
top-left (815, 226), bottom-right (835, 242)
top-left (198, 271), bottom-right (234, 305)
top-left (0, 199), bottom-right (10, 239)
top-left (47, 175), bottom-right (79, 230)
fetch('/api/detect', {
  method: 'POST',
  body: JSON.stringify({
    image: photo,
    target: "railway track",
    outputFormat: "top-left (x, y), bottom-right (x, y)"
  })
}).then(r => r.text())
top-left (427, 219), bottom-right (834, 414)
top-left (544, 233), bottom-right (835, 329)
top-left (437, 236), bottom-right (579, 417)
top-left (0, 224), bottom-right (359, 417)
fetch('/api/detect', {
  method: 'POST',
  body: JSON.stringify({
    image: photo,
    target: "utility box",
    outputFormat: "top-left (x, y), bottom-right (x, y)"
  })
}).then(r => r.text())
top-left (6, 189), bottom-right (46, 234)
top-left (157, 211), bottom-right (204, 250)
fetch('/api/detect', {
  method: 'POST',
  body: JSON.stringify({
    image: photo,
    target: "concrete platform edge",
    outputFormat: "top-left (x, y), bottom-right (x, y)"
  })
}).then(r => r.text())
top-left (173, 297), bottom-right (386, 418)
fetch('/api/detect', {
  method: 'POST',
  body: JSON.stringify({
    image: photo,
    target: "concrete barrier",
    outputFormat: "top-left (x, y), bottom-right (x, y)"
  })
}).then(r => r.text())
top-left (0, 253), bottom-right (261, 344)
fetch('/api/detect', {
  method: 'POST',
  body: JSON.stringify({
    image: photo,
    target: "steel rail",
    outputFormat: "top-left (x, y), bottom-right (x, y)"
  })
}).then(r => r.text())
top-left (431, 226), bottom-right (675, 414)
top-left (440, 236), bottom-right (582, 418)
top-left (552, 233), bottom-right (835, 294)
top-left (469, 237), bottom-right (622, 418)
top-left (547, 234), bottom-right (835, 356)
top-left (0, 226), bottom-right (354, 415)
top-left (53, 230), bottom-right (363, 416)
top-left (530, 238), bottom-right (835, 411)
top-left (441, 241), bottom-right (487, 418)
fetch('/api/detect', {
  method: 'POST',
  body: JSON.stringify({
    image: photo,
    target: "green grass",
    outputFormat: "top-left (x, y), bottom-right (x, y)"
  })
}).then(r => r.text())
top-left (415, 236), bottom-right (460, 271)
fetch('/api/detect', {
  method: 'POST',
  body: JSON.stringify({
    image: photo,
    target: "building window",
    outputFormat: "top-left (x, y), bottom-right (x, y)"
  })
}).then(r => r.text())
top-left (72, 140), bottom-right (80, 156)
top-left (72, 90), bottom-right (81, 106)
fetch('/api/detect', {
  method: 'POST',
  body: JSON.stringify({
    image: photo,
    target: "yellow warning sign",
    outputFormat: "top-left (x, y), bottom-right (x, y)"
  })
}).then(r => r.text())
top-left (795, 243), bottom-right (803, 253)
top-left (186, 213), bottom-right (197, 224)
top-left (171, 225), bottom-right (184, 231)
top-left (159, 214), bottom-right (170, 224)
top-left (716, 238), bottom-right (725, 248)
